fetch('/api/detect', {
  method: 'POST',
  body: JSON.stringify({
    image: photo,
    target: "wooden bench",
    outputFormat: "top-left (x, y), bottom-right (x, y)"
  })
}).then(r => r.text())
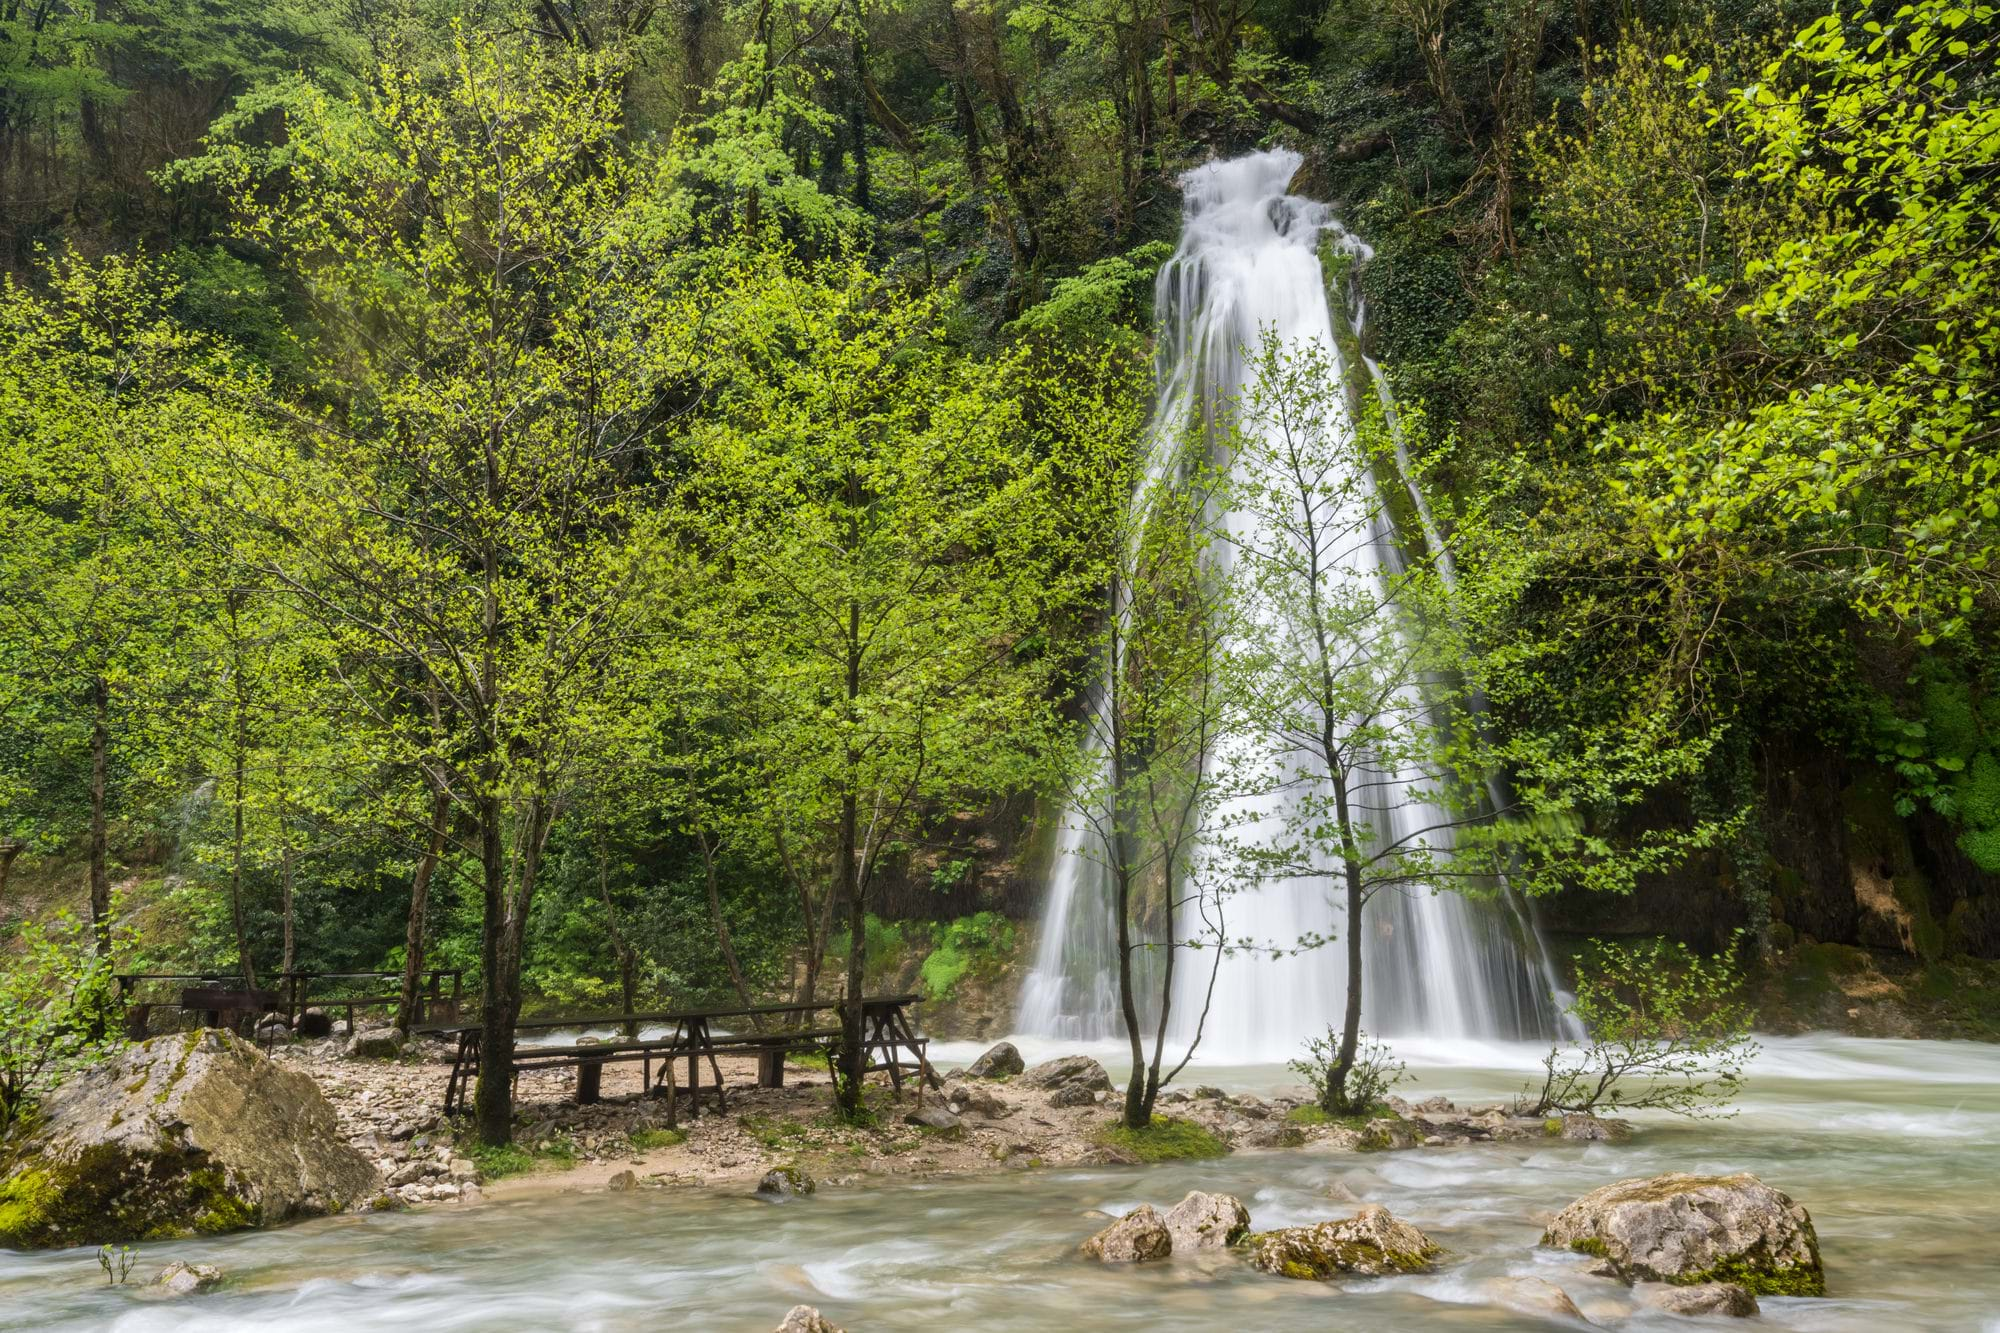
top-left (435, 996), bottom-right (934, 1123)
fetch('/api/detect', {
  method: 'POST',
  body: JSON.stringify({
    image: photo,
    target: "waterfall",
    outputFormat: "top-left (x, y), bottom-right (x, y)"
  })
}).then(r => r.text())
top-left (1016, 149), bottom-right (1570, 1062)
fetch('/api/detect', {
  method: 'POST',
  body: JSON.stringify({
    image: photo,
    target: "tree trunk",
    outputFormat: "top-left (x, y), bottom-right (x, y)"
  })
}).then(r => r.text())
top-left (88, 676), bottom-right (111, 956)
top-left (277, 768), bottom-right (297, 977)
top-left (0, 842), bottom-right (21, 910)
top-left (228, 647), bottom-right (257, 989)
top-left (397, 786), bottom-right (451, 1034)
top-left (835, 784), bottom-right (866, 1117)
top-left (473, 793), bottom-right (516, 1144)
top-left (698, 829), bottom-right (756, 1012)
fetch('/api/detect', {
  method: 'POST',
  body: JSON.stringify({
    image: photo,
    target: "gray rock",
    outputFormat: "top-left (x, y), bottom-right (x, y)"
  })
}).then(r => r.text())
top-left (756, 1166), bottom-right (815, 1199)
top-left (1486, 1276), bottom-right (1585, 1321)
top-left (346, 1027), bottom-right (405, 1060)
top-left (946, 1085), bottom-right (1012, 1119)
top-left (775, 1307), bottom-right (843, 1333)
top-left (1021, 1055), bottom-right (1114, 1094)
top-left (0, 1029), bottom-right (380, 1248)
top-left (387, 1159), bottom-right (431, 1187)
top-left (1558, 1112), bottom-right (1634, 1142)
top-left (149, 1262), bottom-right (224, 1296)
top-left (1162, 1191), bottom-right (1251, 1252)
top-left (1243, 1204), bottom-right (1440, 1279)
top-left (1542, 1173), bottom-right (1824, 1296)
top-left (446, 1156), bottom-right (480, 1184)
top-left (1639, 1282), bottom-right (1761, 1317)
top-left (1047, 1084), bottom-right (1098, 1109)
top-left (1357, 1117), bottom-right (1421, 1152)
top-left (904, 1103), bottom-right (965, 1135)
top-left (965, 1041), bottom-right (1025, 1079)
top-left (605, 1170), bottom-right (638, 1191)
top-left (1080, 1204), bottom-right (1173, 1263)
top-left (458, 1182), bottom-right (484, 1205)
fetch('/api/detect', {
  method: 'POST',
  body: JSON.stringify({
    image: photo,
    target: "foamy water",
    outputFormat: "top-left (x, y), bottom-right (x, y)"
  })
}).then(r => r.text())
top-left (5, 1033), bottom-right (1996, 1330)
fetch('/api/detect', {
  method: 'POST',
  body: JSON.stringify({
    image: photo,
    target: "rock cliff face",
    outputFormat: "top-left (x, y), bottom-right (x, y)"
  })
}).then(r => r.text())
top-left (0, 1029), bottom-right (380, 1249)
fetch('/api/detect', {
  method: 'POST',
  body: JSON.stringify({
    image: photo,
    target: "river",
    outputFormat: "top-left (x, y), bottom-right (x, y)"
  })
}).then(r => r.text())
top-left (3, 1033), bottom-right (1996, 1330)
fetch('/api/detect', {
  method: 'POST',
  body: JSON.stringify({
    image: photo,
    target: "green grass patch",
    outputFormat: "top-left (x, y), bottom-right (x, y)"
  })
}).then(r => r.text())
top-left (629, 1128), bottom-right (686, 1151)
top-left (1284, 1101), bottom-right (1400, 1130)
top-left (466, 1133), bottom-right (577, 1180)
top-left (1093, 1115), bottom-right (1230, 1162)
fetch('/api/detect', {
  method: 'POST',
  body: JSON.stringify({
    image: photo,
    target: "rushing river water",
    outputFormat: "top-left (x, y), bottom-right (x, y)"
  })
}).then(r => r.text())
top-left (4, 1034), bottom-right (1997, 1331)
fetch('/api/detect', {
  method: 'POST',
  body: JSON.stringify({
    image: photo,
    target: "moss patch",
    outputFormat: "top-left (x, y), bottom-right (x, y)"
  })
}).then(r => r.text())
top-left (1683, 1255), bottom-right (1826, 1298)
top-left (1093, 1115), bottom-right (1229, 1162)
top-left (628, 1128), bottom-right (686, 1151)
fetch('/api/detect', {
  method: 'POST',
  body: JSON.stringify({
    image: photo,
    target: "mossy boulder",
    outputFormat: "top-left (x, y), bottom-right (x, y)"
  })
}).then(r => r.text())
top-left (0, 1029), bottom-right (379, 1250)
top-left (1242, 1204), bottom-right (1440, 1279)
top-left (1541, 1172), bottom-right (1824, 1297)
top-left (1080, 1204), bottom-right (1172, 1263)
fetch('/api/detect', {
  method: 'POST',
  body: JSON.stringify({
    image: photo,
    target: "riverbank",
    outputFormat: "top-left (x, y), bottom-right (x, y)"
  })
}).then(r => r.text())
top-left (277, 1034), bottom-right (1592, 1211)
top-left (6, 1033), bottom-right (1997, 1331)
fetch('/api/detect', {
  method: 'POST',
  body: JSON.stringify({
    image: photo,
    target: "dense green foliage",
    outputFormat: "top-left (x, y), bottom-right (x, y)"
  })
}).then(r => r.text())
top-left (0, 0), bottom-right (1994, 1138)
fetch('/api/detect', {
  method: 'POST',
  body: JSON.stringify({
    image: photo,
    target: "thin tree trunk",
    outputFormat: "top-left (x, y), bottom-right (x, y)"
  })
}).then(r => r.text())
top-left (228, 633), bottom-right (257, 989)
top-left (473, 792), bottom-right (515, 1143)
top-left (595, 826), bottom-right (641, 1038)
top-left (88, 676), bottom-right (111, 956)
top-left (0, 842), bottom-right (20, 910)
top-left (277, 766), bottom-right (297, 977)
top-left (397, 786), bottom-right (451, 1034)
top-left (697, 828), bottom-right (755, 1012)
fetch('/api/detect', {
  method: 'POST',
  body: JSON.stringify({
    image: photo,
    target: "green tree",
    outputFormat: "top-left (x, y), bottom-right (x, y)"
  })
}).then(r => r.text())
top-left (187, 30), bottom-right (716, 1143)
top-left (685, 260), bottom-right (1096, 1116)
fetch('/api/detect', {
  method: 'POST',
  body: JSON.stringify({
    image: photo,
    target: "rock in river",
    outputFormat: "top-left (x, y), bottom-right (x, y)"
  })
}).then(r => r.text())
top-left (756, 1166), bottom-right (815, 1199)
top-left (966, 1042), bottom-right (1025, 1079)
top-left (1639, 1281), bottom-right (1761, 1317)
top-left (1081, 1204), bottom-right (1173, 1263)
top-left (1541, 1172), bottom-right (1824, 1296)
top-left (1162, 1191), bottom-right (1251, 1252)
top-left (148, 1261), bottom-right (225, 1296)
top-left (776, 1306), bottom-right (843, 1333)
top-left (1243, 1204), bottom-right (1440, 1279)
top-left (1021, 1055), bottom-right (1113, 1095)
top-left (0, 1029), bottom-right (380, 1249)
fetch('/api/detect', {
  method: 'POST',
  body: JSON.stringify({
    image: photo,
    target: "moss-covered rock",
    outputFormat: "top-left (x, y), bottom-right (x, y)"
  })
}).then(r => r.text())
top-left (0, 1029), bottom-right (379, 1250)
top-left (1541, 1172), bottom-right (1824, 1297)
top-left (1241, 1204), bottom-right (1440, 1279)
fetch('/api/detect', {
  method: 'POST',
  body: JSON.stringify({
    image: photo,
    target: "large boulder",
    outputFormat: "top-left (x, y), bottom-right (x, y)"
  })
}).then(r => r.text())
top-left (0, 1029), bottom-right (380, 1249)
top-left (1080, 1204), bottom-right (1173, 1262)
top-left (346, 1027), bottom-right (404, 1060)
top-left (1541, 1173), bottom-right (1824, 1296)
top-left (1162, 1190), bottom-right (1250, 1252)
top-left (966, 1042), bottom-right (1025, 1079)
top-left (1243, 1204), bottom-right (1440, 1279)
top-left (1021, 1055), bottom-right (1113, 1095)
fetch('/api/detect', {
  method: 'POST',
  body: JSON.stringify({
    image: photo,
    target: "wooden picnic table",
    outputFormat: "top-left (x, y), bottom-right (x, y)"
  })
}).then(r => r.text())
top-left (434, 995), bottom-right (935, 1123)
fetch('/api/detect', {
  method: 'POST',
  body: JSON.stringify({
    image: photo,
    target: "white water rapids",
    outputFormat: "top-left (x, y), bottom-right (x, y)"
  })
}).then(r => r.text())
top-left (8, 1035), bottom-right (1998, 1329)
top-left (1017, 149), bottom-right (1566, 1061)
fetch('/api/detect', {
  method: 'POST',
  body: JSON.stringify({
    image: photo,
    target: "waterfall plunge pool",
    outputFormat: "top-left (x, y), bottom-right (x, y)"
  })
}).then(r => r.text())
top-left (3, 1034), bottom-right (1997, 1331)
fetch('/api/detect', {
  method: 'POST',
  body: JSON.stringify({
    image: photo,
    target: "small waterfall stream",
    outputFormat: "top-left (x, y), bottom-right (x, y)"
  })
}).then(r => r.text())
top-left (1018, 149), bottom-right (1567, 1062)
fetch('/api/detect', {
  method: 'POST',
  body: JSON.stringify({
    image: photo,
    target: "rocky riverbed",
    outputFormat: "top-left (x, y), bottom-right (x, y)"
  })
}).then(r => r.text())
top-left (270, 1033), bottom-right (1615, 1212)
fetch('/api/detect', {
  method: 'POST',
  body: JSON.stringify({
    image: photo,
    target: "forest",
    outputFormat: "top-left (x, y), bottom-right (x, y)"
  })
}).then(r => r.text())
top-left (0, 0), bottom-right (1996, 1325)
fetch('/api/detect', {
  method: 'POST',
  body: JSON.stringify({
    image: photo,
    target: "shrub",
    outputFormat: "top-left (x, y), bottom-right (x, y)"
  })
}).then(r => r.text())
top-left (918, 911), bottom-right (1018, 1001)
top-left (0, 913), bottom-right (122, 1135)
top-left (1290, 1030), bottom-right (1405, 1117)
top-left (1522, 933), bottom-right (1756, 1118)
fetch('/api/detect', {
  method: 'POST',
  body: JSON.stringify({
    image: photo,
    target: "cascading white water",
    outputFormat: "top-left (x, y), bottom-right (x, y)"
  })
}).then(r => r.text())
top-left (1018, 149), bottom-right (1568, 1062)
